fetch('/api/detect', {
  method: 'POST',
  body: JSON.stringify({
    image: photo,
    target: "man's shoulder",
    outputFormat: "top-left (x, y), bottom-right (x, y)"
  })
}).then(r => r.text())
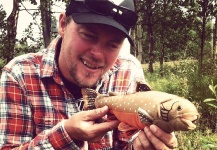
top-left (3, 51), bottom-right (44, 73)
top-left (117, 53), bottom-right (142, 67)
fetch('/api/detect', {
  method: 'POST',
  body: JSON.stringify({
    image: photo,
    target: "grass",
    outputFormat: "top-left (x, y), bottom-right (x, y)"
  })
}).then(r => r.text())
top-left (175, 129), bottom-right (217, 150)
top-left (142, 60), bottom-right (217, 150)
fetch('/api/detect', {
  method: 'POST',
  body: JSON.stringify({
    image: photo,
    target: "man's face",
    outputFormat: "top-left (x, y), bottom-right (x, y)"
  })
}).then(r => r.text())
top-left (58, 14), bottom-right (125, 88)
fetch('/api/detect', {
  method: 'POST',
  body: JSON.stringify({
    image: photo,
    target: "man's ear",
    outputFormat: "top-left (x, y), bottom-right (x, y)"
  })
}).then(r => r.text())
top-left (58, 13), bottom-right (67, 37)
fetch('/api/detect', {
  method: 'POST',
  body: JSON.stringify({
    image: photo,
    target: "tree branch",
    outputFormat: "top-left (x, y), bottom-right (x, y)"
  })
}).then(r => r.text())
top-left (20, 2), bottom-right (42, 35)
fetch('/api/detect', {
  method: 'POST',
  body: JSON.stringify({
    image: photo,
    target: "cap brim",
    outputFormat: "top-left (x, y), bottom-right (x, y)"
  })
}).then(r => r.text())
top-left (71, 13), bottom-right (134, 46)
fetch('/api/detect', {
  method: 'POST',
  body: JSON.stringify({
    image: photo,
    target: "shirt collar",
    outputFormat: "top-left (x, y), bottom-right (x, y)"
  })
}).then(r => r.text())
top-left (40, 36), bottom-right (61, 79)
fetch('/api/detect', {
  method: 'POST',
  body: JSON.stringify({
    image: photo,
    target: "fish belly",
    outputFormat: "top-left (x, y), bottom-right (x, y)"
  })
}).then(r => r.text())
top-left (112, 110), bottom-right (146, 129)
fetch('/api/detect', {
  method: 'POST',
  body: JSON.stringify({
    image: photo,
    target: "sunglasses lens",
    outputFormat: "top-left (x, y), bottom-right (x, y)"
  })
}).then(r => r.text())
top-left (116, 9), bottom-right (138, 26)
top-left (85, 0), bottom-right (137, 27)
top-left (85, 1), bottom-right (113, 15)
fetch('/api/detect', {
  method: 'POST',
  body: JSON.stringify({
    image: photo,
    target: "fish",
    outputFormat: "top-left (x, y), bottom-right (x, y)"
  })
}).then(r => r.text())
top-left (81, 87), bottom-right (200, 133)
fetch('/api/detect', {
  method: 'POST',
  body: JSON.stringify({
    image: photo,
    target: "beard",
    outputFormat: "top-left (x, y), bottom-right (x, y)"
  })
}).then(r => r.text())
top-left (68, 63), bottom-right (104, 88)
top-left (61, 47), bottom-right (106, 88)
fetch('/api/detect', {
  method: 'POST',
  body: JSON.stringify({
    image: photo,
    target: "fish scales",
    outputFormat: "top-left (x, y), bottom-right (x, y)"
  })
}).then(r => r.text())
top-left (95, 92), bottom-right (159, 113)
top-left (82, 88), bottom-right (200, 133)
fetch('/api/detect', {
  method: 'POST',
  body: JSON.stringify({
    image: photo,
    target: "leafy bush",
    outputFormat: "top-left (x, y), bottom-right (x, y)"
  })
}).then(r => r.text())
top-left (0, 58), bottom-right (6, 72)
top-left (203, 82), bottom-right (217, 109)
top-left (143, 59), bottom-right (217, 131)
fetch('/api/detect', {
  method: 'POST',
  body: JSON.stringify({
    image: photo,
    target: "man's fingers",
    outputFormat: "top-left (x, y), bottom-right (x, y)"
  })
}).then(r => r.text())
top-left (83, 106), bottom-right (120, 138)
top-left (84, 106), bottom-right (109, 121)
top-left (86, 119), bottom-right (120, 142)
top-left (134, 131), bottom-right (155, 150)
top-left (144, 127), bottom-right (170, 150)
top-left (148, 125), bottom-right (178, 149)
top-left (92, 120), bottom-right (120, 132)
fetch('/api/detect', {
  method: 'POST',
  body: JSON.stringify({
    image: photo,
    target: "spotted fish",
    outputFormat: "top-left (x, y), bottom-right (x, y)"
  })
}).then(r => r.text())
top-left (81, 88), bottom-right (200, 133)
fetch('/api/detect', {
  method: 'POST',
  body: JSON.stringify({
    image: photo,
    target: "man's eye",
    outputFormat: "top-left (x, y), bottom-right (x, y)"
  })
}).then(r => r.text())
top-left (84, 33), bottom-right (93, 38)
top-left (81, 32), bottom-right (95, 40)
top-left (106, 43), bottom-right (119, 51)
top-left (110, 44), bottom-right (118, 49)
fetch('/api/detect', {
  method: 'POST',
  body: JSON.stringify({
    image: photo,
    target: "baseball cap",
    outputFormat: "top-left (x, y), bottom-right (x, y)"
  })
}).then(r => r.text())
top-left (65, 0), bottom-right (138, 46)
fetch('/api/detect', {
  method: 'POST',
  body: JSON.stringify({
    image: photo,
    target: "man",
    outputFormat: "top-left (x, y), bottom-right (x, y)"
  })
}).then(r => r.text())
top-left (0, 0), bottom-right (178, 149)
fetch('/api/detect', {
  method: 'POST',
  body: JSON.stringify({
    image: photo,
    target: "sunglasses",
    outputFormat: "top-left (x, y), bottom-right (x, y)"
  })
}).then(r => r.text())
top-left (75, 0), bottom-right (138, 27)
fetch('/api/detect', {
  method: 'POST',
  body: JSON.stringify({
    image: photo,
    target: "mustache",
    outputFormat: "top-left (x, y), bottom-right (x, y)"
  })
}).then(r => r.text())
top-left (85, 54), bottom-right (104, 64)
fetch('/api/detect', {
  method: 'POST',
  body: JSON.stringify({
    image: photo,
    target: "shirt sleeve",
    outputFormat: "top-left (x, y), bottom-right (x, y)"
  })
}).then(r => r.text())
top-left (0, 71), bottom-right (80, 150)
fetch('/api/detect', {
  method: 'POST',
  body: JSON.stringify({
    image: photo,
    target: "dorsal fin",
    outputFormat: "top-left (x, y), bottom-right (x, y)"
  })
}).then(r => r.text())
top-left (81, 88), bottom-right (97, 110)
top-left (108, 92), bottom-right (119, 96)
top-left (136, 81), bottom-right (152, 92)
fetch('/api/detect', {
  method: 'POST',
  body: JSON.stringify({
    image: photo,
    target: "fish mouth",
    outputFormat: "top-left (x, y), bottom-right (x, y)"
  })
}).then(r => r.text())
top-left (180, 114), bottom-right (200, 129)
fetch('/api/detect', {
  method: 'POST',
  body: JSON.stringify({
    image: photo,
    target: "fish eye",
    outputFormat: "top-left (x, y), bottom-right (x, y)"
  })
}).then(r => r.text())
top-left (177, 105), bottom-right (182, 111)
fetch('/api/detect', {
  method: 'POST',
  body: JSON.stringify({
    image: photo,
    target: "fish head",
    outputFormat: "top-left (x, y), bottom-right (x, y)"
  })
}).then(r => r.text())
top-left (160, 97), bottom-right (200, 131)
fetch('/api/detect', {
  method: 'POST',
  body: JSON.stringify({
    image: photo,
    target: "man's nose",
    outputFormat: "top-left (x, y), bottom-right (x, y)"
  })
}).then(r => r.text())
top-left (89, 44), bottom-right (104, 57)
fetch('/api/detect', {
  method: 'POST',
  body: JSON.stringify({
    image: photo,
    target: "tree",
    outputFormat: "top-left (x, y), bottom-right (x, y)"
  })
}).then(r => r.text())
top-left (185, 0), bottom-right (217, 73)
top-left (133, 0), bottom-right (155, 73)
top-left (145, 0), bottom-right (155, 73)
top-left (155, 0), bottom-right (192, 76)
top-left (4, 0), bottom-right (19, 63)
top-left (40, 0), bottom-right (52, 47)
top-left (215, 17), bottom-right (217, 61)
top-left (0, 0), bottom-right (65, 66)
top-left (0, 5), bottom-right (7, 68)
top-left (132, 0), bottom-right (144, 63)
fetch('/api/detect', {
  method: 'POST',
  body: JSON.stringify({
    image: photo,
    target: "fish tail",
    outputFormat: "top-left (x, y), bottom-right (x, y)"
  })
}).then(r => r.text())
top-left (81, 88), bottom-right (98, 110)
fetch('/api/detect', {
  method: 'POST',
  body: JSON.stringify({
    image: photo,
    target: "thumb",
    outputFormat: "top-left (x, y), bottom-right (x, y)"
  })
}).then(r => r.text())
top-left (85, 106), bottom-right (109, 121)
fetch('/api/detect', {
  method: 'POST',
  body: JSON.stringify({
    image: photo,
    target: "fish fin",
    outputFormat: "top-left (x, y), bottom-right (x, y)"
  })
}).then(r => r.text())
top-left (136, 81), bottom-right (152, 92)
top-left (81, 88), bottom-right (97, 110)
top-left (118, 122), bottom-right (138, 132)
top-left (108, 92), bottom-right (119, 96)
top-left (118, 123), bottom-right (140, 139)
top-left (137, 107), bottom-right (154, 124)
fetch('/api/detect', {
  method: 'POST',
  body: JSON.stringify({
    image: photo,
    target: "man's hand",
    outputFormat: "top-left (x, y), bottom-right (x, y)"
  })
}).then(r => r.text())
top-left (64, 106), bottom-right (120, 142)
top-left (133, 125), bottom-right (178, 150)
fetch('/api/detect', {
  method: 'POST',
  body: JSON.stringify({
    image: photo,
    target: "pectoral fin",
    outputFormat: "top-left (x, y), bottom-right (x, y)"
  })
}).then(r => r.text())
top-left (81, 88), bottom-right (97, 110)
top-left (137, 107), bottom-right (154, 124)
top-left (118, 122), bottom-right (138, 132)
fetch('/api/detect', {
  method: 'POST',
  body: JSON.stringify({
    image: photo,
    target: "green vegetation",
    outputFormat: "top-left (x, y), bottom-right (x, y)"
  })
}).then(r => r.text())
top-left (204, 82), bottom-right (217, 109)
top-left (143, 59), bottom-right (217, 150)
top-left (175, 129), bottom-right (217, 150)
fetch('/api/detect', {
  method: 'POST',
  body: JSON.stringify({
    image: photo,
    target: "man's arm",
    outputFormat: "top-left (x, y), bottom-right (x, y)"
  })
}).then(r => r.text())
top-left (0, 71), bottom-right (80, 150)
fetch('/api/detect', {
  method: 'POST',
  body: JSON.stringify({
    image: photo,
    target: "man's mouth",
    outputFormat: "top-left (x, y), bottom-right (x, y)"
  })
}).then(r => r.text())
top-left (81, 58), bottom-right (103, 70)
